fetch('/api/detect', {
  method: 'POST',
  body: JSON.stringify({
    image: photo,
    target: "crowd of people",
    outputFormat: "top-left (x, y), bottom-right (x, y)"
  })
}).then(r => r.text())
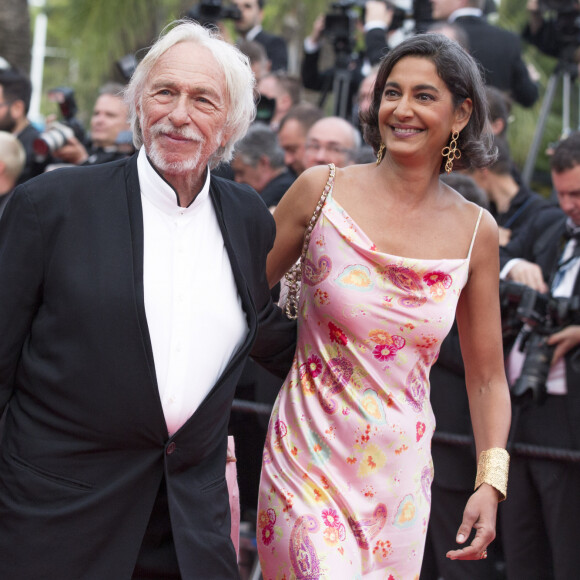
top-left (0, 1), bottom-right (579, 579)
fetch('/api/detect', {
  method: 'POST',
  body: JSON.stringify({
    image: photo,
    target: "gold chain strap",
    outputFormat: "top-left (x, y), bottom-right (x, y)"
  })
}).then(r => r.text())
top-left (284, 163), bottom-right (336, 319)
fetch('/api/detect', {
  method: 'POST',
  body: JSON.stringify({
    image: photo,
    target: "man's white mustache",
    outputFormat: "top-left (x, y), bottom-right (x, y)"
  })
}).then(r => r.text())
top-left (149, 123), bottom-right (203, 142)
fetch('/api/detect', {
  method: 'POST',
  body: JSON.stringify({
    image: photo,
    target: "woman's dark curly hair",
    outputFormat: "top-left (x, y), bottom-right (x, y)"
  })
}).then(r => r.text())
top-left (360, 33), bottom-right (496, 172)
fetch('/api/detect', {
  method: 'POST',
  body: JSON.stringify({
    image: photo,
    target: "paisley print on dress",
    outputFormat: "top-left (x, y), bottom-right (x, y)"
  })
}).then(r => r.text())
top-left (290, 515), bottom-right (321, 580)
top-left (348, 503), bottom-right (387, 550)
top-left (303, 255), bottom-right (332, 286)
top-left (393, 494), bottom-right (417, 529)
top-left (336, 264), bottom-right (374, 291)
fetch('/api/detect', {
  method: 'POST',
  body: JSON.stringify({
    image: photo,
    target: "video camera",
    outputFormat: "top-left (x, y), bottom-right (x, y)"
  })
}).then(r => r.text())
top-left (323, 0), bottom-right (432, 63)
top-left (33, 87), bottom-right (86, 162)
top-left (324, 0), bottom-right (366, 49)
top-left (536, 0), bottom-right (580, 63)
top-left (500, 279), bottom-right (580, 404)
top-left (187, 0), bottom-right (241, 28)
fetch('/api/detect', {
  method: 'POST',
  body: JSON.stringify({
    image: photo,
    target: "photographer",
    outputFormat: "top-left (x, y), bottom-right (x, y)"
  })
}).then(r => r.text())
top-left (232, 0), bottom-right (288, 72)
top-left (50, 83), bottom-right (132, 167)
top-left (524, 0), bottom-right (580, 63)
top-left (301, 1), bottom-right (394, 121)
top-left (499, 132), bottom-right (580, 580)
top-left (0, 66), bottom-right (51, 185)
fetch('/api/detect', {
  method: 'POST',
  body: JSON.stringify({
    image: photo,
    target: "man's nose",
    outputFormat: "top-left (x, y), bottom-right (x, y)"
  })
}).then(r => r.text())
top-left (168, 96), bottom-right (190, 125)
top-left (314, 146), bottom-right (328, 163)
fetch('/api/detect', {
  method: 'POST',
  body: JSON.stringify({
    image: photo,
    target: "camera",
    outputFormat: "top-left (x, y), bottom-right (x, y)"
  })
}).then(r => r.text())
top-left (324, 0), bottom-right (367, 60)
top-left (536, 0), bottom-right (580, 62)
top-left (33, 122), bottom-right (75, 161)
top-left (500, 280), bottom-right (580, 403)
top-left (33, 87), bottom-right (86, 162)
top-left (187, 1), bottom-right (241, 27)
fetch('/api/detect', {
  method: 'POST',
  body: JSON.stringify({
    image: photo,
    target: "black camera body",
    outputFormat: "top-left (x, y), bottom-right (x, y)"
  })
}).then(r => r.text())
top-left (187, 1), bottom-right (241, 27)
top-left (323, 0), bottom-right (367, 62)
top-left (537, 0), bottom-right (580, 63)
top-left (500, 280), bottom-right (580, 403)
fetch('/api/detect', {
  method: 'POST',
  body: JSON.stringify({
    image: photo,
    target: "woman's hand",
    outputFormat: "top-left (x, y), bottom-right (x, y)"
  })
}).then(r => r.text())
top-left (446, 483), bottom-right (499, 561)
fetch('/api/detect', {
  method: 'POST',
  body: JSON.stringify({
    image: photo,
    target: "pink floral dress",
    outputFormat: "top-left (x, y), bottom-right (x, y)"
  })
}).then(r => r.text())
top-left (258, 166), bottom-right (483, 579)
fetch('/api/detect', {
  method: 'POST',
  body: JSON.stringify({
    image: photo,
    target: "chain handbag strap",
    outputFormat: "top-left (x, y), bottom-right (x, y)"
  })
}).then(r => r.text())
top-left (284, 163), bottom-right (336, 320)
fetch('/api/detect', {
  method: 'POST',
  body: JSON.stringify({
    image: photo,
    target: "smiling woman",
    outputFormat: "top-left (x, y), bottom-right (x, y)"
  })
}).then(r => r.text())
top-left (257, 33), bottom-right (511, 579)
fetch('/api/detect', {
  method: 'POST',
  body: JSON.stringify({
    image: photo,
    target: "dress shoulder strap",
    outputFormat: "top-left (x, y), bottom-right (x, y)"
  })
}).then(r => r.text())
top-left (283, 163), bottom-right (335, 320)
top-left (467, 207), bottom-right (484, 260)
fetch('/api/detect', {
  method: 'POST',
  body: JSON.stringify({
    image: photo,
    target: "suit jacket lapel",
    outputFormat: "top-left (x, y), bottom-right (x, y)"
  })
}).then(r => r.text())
top-left (209, 178), bottom-right (256, 330)
top-left (124, 155), bottom-right (161, 399)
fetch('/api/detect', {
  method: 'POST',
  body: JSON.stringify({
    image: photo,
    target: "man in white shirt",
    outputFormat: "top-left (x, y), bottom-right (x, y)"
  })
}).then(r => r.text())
top-left (0, 20), bottom-right (295, 580)
top-left (499, 132), bottom-right (580, 580)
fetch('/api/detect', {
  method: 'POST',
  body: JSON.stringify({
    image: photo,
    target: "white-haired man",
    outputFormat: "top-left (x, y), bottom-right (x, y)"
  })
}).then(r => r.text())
top-left (0, 20), bottom-right (295, 579)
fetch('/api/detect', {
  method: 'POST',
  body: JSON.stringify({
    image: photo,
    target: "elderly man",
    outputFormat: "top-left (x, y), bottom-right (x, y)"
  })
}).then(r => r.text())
top-left (0, 20), bottom-right (295, 580)
top-left (303, 115), bottom-right (361, 170)
top-left (231, 123), bottom-right (294, 209)
top-left (277, 104), bottom-right (324, 177)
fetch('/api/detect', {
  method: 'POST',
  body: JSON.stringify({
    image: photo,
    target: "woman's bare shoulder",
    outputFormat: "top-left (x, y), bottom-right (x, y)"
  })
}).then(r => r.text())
top-left (279, 164), bottom-right (338, 218)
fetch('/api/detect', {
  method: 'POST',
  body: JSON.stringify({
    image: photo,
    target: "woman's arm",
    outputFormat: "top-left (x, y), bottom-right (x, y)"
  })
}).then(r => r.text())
top-left (267, 165), bottom-right (334, 288)
top-left (447, 210), bottom-right (512, 561)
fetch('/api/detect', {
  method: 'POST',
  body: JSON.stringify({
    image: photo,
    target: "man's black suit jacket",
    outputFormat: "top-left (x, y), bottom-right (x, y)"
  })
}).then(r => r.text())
top-left (501, 209), bottom-right (580, 446)
top-left (454, 15), bottom-right (539, 108)
top-left (0, 154), bottom-right (296, 579)
top-left (254, 29), bottom-right (288, 72)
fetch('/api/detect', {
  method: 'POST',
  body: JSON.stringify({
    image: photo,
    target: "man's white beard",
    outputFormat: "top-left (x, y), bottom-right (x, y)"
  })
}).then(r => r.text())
top-left (143, 120), bottom-right (208, 174)
top-left (148, 140), bottom-right (202, 174)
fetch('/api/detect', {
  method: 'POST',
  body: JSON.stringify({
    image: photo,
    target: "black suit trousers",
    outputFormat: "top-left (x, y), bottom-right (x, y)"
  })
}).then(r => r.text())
top-left (501, 395), bottom-right (580, 580)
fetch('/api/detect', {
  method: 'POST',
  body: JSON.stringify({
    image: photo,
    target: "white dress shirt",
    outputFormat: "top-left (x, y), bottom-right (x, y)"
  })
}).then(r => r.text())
top-left (138, 149), bottom-right (248, 435)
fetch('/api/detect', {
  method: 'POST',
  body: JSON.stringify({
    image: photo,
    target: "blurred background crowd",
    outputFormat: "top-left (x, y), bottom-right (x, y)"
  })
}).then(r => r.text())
top-left (2, 1), bottom-right (580, 579)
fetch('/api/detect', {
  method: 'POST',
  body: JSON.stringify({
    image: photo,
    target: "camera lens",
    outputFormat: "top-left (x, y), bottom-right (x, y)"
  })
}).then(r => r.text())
top-left (32, 123), bottom-right (74, 161)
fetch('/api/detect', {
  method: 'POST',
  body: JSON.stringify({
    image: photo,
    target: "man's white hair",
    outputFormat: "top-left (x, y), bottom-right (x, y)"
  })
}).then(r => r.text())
top-left (124, 19), bottom-right (256, 168)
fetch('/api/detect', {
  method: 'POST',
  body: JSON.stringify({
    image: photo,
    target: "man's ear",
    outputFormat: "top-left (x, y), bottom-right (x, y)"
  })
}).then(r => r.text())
top-left (490, 118), bottom-right (505, 136)
top-left (10, 99), bottom-right (26, 121)
top-left (258, 154), bottom-right (271, 171)
top-left (220, 127), bottom-right (236, 150)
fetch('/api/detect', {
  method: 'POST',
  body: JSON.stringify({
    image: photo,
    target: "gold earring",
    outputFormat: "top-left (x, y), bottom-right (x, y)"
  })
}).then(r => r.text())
top-left (441, 131), bottom-right (461, 174)
top-left (376, 142), bottom-right (385, 165)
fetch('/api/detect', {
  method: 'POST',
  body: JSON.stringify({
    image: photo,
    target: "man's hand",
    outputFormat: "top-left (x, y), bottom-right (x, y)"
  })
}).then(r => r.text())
top-left (446, 484), bottom-right (499, 561)
top-left (506, 260), bottom-right (549, 293)
top-left (308, 14), bottom-right (326, 46)
top-left (548, 325), bottom-right (580, 364)
top-left (52, 135), bottom-right (89, 165)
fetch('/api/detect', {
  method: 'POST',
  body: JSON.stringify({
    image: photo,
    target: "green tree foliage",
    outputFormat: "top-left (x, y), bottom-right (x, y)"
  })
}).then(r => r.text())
top-left (498, 0), bottom-right (575, 188)
top-left (0, 0), bottom-right (31, 73)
